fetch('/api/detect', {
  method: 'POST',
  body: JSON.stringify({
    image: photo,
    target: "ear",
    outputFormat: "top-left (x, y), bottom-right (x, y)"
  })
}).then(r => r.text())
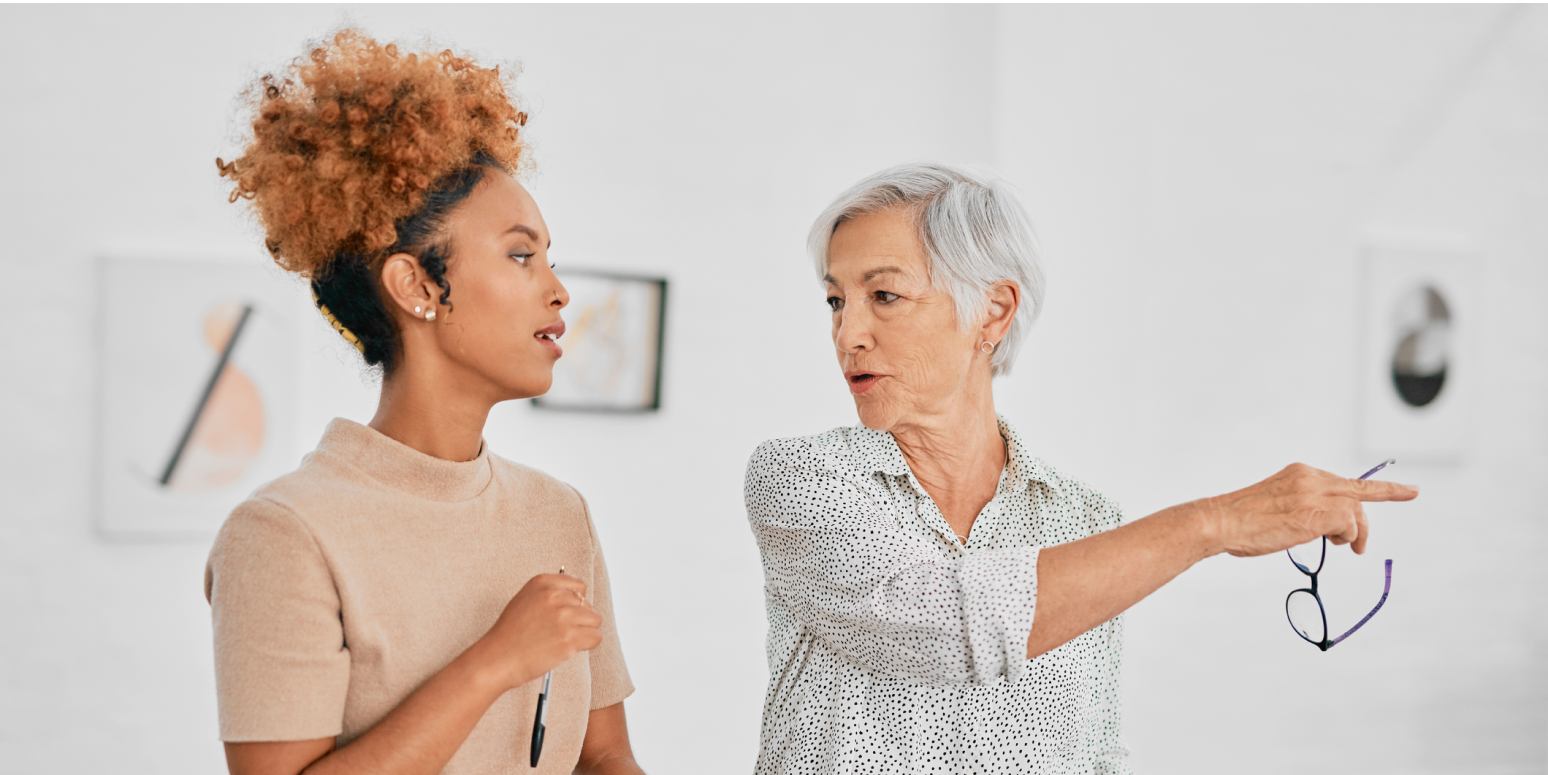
top-left (979, 280), bottom-right (1021, 346)
top-left (378, 252), bottom-right (440, 318)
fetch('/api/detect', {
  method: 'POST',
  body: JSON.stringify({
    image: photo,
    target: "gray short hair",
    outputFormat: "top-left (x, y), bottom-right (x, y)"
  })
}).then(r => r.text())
top-left (807, 162), bottom-right (1045, 376)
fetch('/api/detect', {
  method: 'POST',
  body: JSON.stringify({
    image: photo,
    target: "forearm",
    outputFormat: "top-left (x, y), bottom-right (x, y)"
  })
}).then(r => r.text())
top-left (574, 703), bottom-right (645, 775)
top-left (575, 752), bottom-right (646, 775)
top-left (301, 639), bottom-right (511, 775)
top-left (1027, 500), bottom-right (1219, 659)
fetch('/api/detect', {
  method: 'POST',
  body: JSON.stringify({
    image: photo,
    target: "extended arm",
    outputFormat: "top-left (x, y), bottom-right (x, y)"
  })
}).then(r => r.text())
top-left (1026, 463), bottom-right (1418, 659)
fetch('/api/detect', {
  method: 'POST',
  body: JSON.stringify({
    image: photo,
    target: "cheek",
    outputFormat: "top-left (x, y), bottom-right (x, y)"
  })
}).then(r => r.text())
top-left (454, 271), bottom-right (532, 349)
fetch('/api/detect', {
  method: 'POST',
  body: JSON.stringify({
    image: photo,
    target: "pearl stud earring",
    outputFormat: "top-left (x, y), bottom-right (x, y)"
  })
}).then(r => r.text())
top-left (425, 309), bottom-right (436, 322)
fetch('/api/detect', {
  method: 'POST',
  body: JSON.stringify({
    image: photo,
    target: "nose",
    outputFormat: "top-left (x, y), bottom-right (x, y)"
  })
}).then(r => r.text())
top-left (548, 269), bottom-right (569, 310)
top-left (833, 302), bottom-right (871, 354)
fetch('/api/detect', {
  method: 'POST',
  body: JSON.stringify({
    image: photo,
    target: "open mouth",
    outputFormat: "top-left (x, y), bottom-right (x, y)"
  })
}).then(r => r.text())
top-left (846, 372), bottom-right (881, 394)
top-left (535, 321), bottom-right (566, 354)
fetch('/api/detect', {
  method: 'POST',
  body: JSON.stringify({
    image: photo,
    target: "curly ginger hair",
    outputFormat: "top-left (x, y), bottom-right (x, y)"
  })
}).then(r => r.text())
top-left (218, 28), bottom-right (528, 275)
top-left (217, 29), bottom-right (529, 370)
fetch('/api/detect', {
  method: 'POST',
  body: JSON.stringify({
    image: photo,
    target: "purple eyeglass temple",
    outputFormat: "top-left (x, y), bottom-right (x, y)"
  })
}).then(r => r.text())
top-left (1329, 559), bottom-right (1393, 646)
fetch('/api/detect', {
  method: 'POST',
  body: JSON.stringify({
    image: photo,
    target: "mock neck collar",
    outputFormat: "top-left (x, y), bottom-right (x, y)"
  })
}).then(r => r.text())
top-left (315, 418), bottom-right (493, 503)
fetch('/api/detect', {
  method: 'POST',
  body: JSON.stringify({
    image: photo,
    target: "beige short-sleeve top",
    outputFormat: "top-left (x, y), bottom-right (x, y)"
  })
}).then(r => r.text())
top-left (204, 418), bottom-right (633, 774)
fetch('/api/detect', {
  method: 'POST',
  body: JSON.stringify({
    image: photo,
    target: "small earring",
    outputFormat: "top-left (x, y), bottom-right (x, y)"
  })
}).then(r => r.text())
top-left (413, 306), bottom-right (423, 315)
top-left (980, 341), bottom-right (995, 354)
top-left (425, 309), bottom-right (436, 322)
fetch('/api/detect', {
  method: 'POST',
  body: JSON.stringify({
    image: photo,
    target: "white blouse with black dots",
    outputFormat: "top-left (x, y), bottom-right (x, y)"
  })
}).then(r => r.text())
top-left (744, 418), bottom-right (1130, 774)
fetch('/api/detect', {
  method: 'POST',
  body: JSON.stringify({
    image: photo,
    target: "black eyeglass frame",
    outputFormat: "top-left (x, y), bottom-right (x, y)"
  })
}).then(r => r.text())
top-left (1283, 459), bottom-right (1396, 652)
top-left (1285, 536), bottom-right (1393, 651)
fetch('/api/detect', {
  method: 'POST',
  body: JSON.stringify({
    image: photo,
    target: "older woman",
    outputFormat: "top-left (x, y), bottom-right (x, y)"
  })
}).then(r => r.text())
top-left (743, 162), bottom-right (1418, 773)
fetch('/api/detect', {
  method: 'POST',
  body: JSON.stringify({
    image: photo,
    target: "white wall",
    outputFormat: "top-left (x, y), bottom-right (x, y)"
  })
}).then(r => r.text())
top-left (0, 5), bottom-right (1542, 774)
top-left (991, 5), bottom-right (1547, 774)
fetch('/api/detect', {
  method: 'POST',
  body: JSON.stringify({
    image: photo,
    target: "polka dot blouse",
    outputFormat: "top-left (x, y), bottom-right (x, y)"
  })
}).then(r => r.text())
top-left (743, 417), bottom-right (1130, 774)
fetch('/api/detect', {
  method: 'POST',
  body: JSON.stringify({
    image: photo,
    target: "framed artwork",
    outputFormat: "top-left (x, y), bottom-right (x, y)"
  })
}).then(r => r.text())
top-left (1357, 243), bottom-right (1479, 462)
top-left (95, 255), bottom-right (302, 539)
top-left (534, 270), bottom-right (668, 412)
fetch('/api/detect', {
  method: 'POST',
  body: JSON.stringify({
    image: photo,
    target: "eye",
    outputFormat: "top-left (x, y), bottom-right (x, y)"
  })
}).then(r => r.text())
top-left (510, 252), bottom-right (534, 266)
top-left (874, 290), bottom-right (899, 304)
top-left (826, 295), bottom-right (843, 311)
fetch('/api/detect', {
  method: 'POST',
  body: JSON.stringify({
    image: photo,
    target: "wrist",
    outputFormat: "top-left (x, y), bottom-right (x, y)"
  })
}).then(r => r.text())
top-left (1185, 496), bottom-right (1229, 559)
top-left (459, 636), bottom-right (530, 697)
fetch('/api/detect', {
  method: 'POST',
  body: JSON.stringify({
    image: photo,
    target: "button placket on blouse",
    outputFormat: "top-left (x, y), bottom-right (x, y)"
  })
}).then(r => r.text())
top-left (900, 471), bottom-right (967, 552)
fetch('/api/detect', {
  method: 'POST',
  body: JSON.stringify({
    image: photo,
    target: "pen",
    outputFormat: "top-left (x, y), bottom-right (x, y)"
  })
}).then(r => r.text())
top-left (531, 567), bottom-right (563, 768)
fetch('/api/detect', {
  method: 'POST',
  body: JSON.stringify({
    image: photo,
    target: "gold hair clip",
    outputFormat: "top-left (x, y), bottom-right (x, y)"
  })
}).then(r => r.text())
top-left (312, 290), bottom-right (366, 355)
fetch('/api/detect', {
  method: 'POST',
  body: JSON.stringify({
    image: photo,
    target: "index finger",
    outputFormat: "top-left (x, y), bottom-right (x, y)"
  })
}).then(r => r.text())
top-left (1343, 477), bottom-right (1420, 502)
top-left (537, 573), bottom-right (589, 595)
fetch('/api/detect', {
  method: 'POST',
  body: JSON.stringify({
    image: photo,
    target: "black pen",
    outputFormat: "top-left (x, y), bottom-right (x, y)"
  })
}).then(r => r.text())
top-left (530, 567), bottom-right (563, 767)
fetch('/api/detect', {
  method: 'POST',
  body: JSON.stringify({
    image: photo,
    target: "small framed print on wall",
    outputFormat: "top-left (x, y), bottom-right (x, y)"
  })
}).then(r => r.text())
top-left (1357, 243), bottom-right (1479, 462)
top-left (534, 270), bottom-right (668, 412)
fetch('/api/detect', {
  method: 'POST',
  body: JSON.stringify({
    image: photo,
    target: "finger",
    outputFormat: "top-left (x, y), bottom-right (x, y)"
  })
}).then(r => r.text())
top-left (1343, 478), bottom-right (1420, 502)
top-left (1336, 511), bottom-right (1360, 547)
top-left (1351, 505), bottom-right (1369, 555)
top-left (540, 574), bottom-right (589, 594)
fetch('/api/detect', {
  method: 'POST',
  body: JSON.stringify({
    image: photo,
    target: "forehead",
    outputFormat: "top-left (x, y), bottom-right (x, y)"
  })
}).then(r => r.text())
top-left (454, 169), bottom-right (548, 239)
top-left (826, 207), bottom-right (928, 282)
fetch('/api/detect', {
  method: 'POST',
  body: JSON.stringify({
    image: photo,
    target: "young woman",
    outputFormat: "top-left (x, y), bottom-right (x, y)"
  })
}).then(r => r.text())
top-left (204, 30), bottom-right (645, 775)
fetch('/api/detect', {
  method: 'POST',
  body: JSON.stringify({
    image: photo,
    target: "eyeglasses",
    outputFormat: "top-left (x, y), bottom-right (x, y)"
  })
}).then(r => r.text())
top-left (1285, 459), bottom-right (1395, 651)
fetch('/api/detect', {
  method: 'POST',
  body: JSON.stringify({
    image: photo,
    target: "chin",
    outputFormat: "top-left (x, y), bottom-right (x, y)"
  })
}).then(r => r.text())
top-left (495, 367), bottom-right (554, 402)
top-left (852, 400), bottom-right (897, 433)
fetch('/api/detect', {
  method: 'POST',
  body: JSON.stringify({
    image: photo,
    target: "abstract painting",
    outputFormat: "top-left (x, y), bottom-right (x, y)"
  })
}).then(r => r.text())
top-left (534, 271), bottom-right (667, 412)
top-left (96, 256), bottom-right (301, 539)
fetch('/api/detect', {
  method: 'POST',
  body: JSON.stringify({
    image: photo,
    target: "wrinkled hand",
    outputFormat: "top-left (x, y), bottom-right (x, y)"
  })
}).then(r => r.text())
top-left (1203, 463), bottom-right (1418, 558)
top-left (479, 573), bottom-right (603, 691)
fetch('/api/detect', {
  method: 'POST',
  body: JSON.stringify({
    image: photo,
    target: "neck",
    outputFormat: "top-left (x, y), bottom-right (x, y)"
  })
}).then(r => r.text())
top-left (369, 358), bottom-right (494, 463)
top-left (889, 375), bottom-right (1005, 506)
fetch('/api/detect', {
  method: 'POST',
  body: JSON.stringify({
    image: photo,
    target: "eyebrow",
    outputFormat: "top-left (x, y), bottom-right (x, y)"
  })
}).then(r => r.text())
top-left (823, 265), bottom-right (906, 287)
top-left (505, 223), bottom-right (552, 249)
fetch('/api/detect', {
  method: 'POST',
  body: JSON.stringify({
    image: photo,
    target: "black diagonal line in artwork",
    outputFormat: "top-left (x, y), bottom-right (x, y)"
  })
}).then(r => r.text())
top-left (158, 304), bottom-right (254, 487)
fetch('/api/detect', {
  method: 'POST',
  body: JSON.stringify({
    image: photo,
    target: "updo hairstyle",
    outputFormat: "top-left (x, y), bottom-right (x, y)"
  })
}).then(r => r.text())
top-left (218, 29), bottom-right (529, 372)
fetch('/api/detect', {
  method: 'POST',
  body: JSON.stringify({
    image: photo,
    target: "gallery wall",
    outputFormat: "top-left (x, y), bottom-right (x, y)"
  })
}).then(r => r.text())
top-left (0, 5), bottom-right (1542, 774)
top-left (990, 5), bottom-right (1547, 773)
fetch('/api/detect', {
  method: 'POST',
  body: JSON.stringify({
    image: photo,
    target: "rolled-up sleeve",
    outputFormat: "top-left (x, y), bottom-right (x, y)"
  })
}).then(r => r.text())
top-left (745, 443), bottom-right (1038, 686)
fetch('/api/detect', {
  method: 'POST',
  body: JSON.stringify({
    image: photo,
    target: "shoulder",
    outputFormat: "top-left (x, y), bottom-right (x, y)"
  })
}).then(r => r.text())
top-left (1025, 457), bottom-right (1126, 534)
top-left (743, 427), bottom-right (891, 525)
top-left (745, 425), bottom-right (876, 483)
top-left (213, 451), bottom-right (355, 550)
top-left (489, 453), bottom-right (586, 512)
top-left (235, 447), bottom-right (379, 528)
top-left (1000, 417), bottom-right (1124, 534)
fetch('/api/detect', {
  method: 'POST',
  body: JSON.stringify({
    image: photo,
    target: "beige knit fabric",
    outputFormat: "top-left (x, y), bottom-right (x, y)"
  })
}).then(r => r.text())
top-left (205, 418), bottom-right (633, 774)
